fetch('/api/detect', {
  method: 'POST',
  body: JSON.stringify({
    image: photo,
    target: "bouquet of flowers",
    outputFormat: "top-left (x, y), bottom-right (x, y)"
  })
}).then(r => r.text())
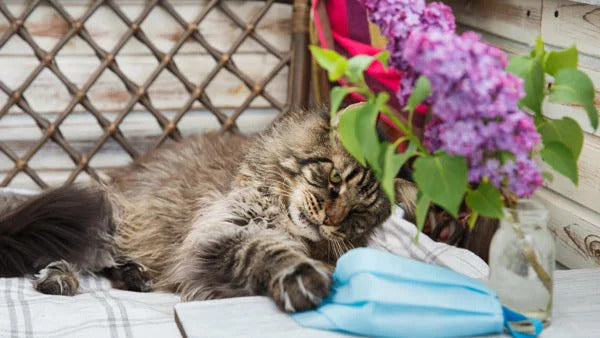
top-left (310, 0), bottom-right (598, 231)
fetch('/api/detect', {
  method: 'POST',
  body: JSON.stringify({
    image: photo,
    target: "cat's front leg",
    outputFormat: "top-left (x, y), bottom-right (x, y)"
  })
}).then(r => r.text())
top-left (176, 228), bottom-right (332, 312)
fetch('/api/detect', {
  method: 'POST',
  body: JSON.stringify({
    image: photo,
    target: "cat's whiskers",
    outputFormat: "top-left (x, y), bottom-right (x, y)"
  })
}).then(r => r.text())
top-left (333, 241), bottom-right (343, 259)
top-left (341, 240), bottom-right (354, 253)
top-left (330, 241), bottom-right (338, 258)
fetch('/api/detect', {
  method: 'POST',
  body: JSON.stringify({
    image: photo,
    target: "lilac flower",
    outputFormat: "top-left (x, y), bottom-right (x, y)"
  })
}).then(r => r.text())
top-left (363, 0), bottom-right (455, 102)
top-left (362, 0), bottom-right (543, 197)
top-left (406, 30), bottom-right (542, 196)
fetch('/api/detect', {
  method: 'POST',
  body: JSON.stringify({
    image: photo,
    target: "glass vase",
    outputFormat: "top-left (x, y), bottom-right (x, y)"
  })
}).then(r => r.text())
top-left (488, 199), bottom-right (554, 327)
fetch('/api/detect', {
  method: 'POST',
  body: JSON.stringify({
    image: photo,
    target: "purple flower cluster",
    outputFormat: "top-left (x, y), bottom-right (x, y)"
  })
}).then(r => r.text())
top-left (363, 0), bottom-right (543, 197)
top-left (362, 0), bottom-right (455, 101)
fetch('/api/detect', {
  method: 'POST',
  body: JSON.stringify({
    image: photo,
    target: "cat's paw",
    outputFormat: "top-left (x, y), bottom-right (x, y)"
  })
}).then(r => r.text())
top-left (121, 263), bottom-right (152, 292)
top-left (111, 262), bottom-right (152, 292)
top-left (270, 260), bottom-right (332, 312)
top-left (32, 260), bottom-right (79, 296)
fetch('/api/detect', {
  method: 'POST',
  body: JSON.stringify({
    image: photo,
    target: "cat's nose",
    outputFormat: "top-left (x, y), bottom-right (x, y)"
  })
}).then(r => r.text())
top-left (324, 197), bottom-right (349, 226)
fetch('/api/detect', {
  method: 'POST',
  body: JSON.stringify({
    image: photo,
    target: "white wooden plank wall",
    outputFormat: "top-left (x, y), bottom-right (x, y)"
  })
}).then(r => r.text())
top-left (440, 0), bottom-right (600, 268)
top-left (0, 0), bottom-right (291, 188)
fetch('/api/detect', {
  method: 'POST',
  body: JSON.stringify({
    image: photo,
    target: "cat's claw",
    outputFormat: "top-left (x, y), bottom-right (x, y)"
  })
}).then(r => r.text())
top-left (270, 260), bottom-right (332, 312)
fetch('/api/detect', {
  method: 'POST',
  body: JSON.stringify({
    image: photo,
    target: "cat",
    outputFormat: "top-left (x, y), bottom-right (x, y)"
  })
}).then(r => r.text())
top-left (0, 107), bottom-right (418, 312)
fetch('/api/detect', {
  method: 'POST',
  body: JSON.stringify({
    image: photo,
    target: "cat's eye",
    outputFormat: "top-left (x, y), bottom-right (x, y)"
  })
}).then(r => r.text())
top-left (329, 168), bottom-right (342, 184)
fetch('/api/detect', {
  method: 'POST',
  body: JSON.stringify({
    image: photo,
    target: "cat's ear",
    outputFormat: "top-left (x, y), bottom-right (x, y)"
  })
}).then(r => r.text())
top-left (394, 178), bottom-right (417, 223)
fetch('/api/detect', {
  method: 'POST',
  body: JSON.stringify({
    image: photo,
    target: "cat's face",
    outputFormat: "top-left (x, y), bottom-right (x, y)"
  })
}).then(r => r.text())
top-left (250, 108), bottom-right (392, 242)
top-left (285, 154), bottom-right (391, 242)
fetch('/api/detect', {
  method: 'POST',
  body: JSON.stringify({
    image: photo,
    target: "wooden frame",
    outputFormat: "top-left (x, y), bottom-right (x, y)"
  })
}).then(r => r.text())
top-left (0, 0), bottom-right (310, 189)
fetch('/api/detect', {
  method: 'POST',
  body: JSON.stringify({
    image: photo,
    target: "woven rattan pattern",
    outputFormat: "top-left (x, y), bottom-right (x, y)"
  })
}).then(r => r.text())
top-left (0, 0), bottom-right (308, 188)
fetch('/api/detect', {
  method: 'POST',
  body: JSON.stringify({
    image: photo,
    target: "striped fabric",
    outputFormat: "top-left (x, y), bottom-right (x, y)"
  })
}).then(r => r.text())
top-left (312, 0), bottom-right (427, 138)
top-left (0, 276), bottom-right (180, 338)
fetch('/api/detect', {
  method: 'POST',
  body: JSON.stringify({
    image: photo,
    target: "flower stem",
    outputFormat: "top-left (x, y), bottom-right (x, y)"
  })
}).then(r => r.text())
top-left (392, 136), bottom-right (408, 148)
top-left (509, 210), bottom-right (553, 311)
top-left (382, 110), bottom-right (428, 153)
top-left (408, 107), bottom-right (415, 131)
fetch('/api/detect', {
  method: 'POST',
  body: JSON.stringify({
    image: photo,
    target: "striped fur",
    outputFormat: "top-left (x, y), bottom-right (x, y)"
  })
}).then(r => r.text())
top-left (1, 108), bottom-right (417, 312)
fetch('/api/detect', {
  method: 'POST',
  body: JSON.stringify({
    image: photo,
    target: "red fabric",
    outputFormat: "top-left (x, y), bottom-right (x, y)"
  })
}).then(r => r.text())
top-left (327, 0), bottom-right (349, 38)
top-left (313, 0), bottom-right (401, 110)
top-left (332, 32), bottom-right (400, 91)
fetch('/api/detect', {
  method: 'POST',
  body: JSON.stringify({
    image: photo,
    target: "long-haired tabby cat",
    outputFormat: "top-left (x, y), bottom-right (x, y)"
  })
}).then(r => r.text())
top-left (0, 108), bottom-right (418, 312)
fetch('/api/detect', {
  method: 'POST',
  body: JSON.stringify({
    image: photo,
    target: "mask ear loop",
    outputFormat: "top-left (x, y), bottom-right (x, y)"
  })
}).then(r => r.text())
top-left (502, 306), bottom-right (544, 338)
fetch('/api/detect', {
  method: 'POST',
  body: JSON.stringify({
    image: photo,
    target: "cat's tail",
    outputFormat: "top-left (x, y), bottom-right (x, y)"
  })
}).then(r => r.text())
top-left (0, 184), bottom-right (115, 277)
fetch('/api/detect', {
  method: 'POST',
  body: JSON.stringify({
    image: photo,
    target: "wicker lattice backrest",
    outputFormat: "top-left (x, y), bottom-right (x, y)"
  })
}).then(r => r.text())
top-left (0, 0), bottom-right (309, 189)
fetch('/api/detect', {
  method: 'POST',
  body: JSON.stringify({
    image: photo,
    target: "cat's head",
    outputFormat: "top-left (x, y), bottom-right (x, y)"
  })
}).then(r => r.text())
top-left (240, 107), bottom-right (415, 243)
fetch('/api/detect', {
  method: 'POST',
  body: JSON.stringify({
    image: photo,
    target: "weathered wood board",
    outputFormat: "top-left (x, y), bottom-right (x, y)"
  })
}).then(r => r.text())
top-left (541, 0), bottom-right (600, 59)
top-left (440, 0), bottom-right (542, 44)
top-left (536, 188), bottom-right (600, 269)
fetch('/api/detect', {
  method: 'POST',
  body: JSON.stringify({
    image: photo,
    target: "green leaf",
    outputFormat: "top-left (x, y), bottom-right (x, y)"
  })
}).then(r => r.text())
top-left (542, 171), bottom-right (554, 183)
top-left (337, 105), bottom-right (366, 166)
top-left (338, 93), bottom-right (390, 171)
top-left (549, 68), bottom-right (599, 130)
top-left (540, 141), bottom-right (579, 185)
top-left (413, 153), bottom-right (468, 217)
top-left (530, 36), bottom-right (545, 62)
top-left (374, 50), bottom-right (390, 68)
top-left (329, 86), bottom-right (351, 120)
top-left (403, 76), bottom-right (432, 113)
top-left (355, 100), bottom-right (382, 172)
top-left (415, 193), bottom-right (431, 234)
top-left (346, 55), bottom-right (375, 82)
top-left (330, 58), bottom-right (348, 81)
top-left (539, 117), bottom-right (584, 159)
top-left (380, 142), bottom-right (418, 204)
top-left (465, 182), bottom-right (504, 219)
top-left (543, 45), bottom-right (578, 76)
top-left (309, 46), bottom-right (348, 80)
top-left (380, 143), bottom-right (397, 204)
top-left (506, 56), bottom-right (545, 116)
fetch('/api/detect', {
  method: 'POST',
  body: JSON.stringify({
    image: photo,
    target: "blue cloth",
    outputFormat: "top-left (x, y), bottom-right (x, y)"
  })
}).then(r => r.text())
top-left (293, 248), bottom-right (543, 337)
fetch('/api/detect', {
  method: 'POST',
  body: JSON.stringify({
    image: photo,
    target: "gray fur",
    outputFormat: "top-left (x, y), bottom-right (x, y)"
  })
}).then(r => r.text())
top-left (2, 108), bottom-right (418, 312)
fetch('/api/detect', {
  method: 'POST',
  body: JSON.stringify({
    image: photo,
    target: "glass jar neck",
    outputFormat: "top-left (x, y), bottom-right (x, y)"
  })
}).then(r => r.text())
top-left (502, 199), bottom-right (549, 229)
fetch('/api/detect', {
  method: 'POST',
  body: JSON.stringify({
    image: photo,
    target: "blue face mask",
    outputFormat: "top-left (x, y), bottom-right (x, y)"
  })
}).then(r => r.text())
top-left (293, 248), bottom-right (543, 338)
